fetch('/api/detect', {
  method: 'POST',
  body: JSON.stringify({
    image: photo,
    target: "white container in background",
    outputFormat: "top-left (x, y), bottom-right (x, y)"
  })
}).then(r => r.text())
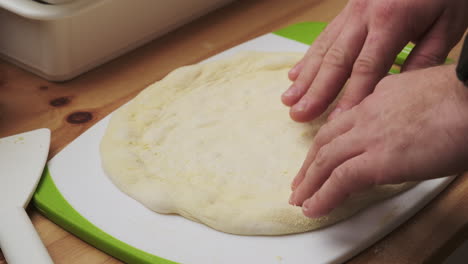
top-left (0, 0), bottom-right (232, 81)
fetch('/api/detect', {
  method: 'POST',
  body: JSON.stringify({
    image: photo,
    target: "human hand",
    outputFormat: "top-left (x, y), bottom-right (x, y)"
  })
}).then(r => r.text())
top-left (288, 65), bottom-right (468, 218)
top-left (282, 0), bottom-right (468, 122)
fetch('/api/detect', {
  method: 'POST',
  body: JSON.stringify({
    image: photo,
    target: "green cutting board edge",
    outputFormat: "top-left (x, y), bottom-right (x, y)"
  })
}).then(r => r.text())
top-left (33, 22), bottom-right (414, 264)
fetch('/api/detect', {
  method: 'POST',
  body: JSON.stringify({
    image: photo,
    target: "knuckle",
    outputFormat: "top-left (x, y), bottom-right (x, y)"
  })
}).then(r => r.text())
top-left (311, 140), bottom-right (325, 155)
top-left (338, 92), bottom-right (365, 108)
top-left (313, 126), bottom-right (328, 146)
top-left (323, 46), bottom-right (350, 70)
top-left (349, 0), bottom-right (368, 13)
top-left (412, 52), bottom-right (445, 67)
top-left (310, 41), bottom-right (329, 58)
top-left (314, 146), bottom-right (329, 167)
top-left (373, 0), bottom-right (400, 26)
top-left (330, 166), bottom-right (350, 190)
top-left (353, 55), bottom-right (380, 75)
top-left (333, 165), bottom-right (350, 183)
top-left (333, 162), bottom-right (372, 193)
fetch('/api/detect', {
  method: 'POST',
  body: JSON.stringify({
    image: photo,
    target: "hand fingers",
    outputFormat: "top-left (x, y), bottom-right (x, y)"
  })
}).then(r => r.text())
top-left (402, 12), bottom-right (456, 72)
top-left (291, 110), bottom-right (356, 191)
top-left (301, 152), bottom-right (376, 218)
top-left (328, 30), bottom-right (408, 120)
top-left (288, 59), bottom-right (305, 81)
top-left (289, 22), bottom-right (367, 122)
top-left (282, 10), bottom-right (348, 107)
top-left (289, 129), bottom-right (363, 207)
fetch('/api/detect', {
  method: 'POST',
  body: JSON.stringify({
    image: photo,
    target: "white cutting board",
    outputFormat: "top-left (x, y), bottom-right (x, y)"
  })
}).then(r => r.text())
top-left (33, 22), bottom-right (455, 264)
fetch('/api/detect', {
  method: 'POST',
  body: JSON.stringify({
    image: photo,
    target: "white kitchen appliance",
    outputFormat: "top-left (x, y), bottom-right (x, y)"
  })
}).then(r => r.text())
top-left (0, 0), bottom-right (233, 81)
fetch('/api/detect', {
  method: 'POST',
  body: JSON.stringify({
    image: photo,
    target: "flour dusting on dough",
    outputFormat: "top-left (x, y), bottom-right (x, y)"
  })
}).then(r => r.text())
top-left (100, 52), bottom-right (414, 235)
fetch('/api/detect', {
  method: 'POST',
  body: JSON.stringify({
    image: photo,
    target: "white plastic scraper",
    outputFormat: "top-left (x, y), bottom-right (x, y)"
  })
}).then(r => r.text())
top-left (0, 128), bottom-right (54, 264)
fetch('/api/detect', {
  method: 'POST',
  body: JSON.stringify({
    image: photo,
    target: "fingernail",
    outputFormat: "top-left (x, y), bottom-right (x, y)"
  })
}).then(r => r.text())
top-left (293, 99), bottom-right (308, 112)
top-left (302, 204), bottom-right (322, 218)
top-left (303, 208), bottom-right (322, 218)
top-left (309, 210), bottom-right (327, 218)
top-left (289, 64), bottom-right (299, 76)
top-left (283, 85), bottom-right (297, 98)
top-left (303, 199), bottom-right (331, 218)
top-left (289, 193), bottom-right (296, 206)
top-left (328, 107), bottom-right (342, 120)
top-left (291, 182), bottom-right (297, 191)
top-left (291, 177), bottom-right (301, 191)
top-left (302, 198), bottom-right (318, 218)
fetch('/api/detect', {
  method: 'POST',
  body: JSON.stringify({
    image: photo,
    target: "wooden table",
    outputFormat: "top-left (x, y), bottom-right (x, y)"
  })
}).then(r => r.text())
top-left (1, 0), bottom-right (468, 263)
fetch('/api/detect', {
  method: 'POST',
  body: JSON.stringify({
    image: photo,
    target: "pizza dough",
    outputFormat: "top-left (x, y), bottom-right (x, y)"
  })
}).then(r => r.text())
top-left (100, 52), bottom-right (413, 235)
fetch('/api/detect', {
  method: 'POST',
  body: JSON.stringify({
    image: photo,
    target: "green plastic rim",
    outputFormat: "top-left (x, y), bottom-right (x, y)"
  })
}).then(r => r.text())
top-left (33, 21), bottom-right (418, 264)
top-left (34, 168), bottom-right (176, 264)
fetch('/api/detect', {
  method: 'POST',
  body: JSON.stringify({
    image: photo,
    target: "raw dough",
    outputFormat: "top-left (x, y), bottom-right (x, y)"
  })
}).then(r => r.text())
top-left (100, 52), bottom-right (413, 235)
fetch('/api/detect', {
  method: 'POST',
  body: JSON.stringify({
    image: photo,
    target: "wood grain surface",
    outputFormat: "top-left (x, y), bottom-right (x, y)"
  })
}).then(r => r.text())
top-left (1, 0), bottom-right (467, 263)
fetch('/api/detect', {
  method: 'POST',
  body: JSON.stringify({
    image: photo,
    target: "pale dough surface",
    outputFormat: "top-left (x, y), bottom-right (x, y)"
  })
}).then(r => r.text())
top-left (100, 52), bottom-right (413, 235)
